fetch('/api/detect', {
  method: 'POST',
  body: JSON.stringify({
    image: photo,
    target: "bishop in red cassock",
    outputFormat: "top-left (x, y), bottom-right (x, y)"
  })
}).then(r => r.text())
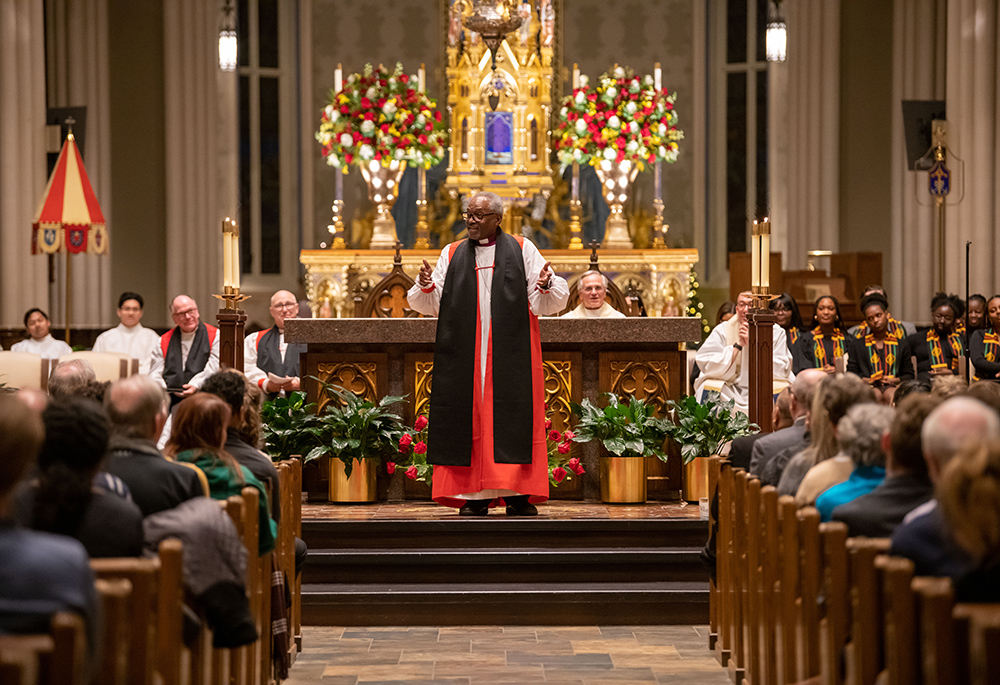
top-left (407, 191), bottom-right (568, 515)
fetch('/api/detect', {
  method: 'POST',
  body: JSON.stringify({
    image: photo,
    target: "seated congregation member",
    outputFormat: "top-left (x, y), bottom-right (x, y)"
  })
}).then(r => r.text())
top-left (833, 394), bottom-right (939, 537)
top-left (847, 285), bottom-right (916, 339)
top-left (0, 394), bottom-right (100, 664)
top-left (11, 308), bottom-right (72, 359)
top-left (901, 292), bottom-right (965, 384)
top-left (103, 375), bottom-right (208, 516)
top-left (751, 369), bottom-right (826, 479)
top-left (729, 389), bottom-right (793, 470)
top-left (967, 379), bottom-right (1000, 414)
top-left (13, 397), bottom-right (144, 558)
top-left (92, 291), bottom-right (161, 375)
top-left (769, 292), bottom-right (806, 349)
top-left (937, 439), bottom-right (1000, 601)
top-left (560, 271), bottom-right (626, 319)
top-left (149, 294), bottom-right (219, 405)
top-left (961, 293), bottom-right (987, 337)
top-left (891, 396), bottom-right (1000, 577)
top-left (891, 378), bottom-right (930, 406)
top-left (848, 292), bottom-right (912, 404)
top-left (792, 295), bottom-right (855, 375)
top-left (969, 294), bottom-right (1000, 381)
top-left (164, 393), bottom-right (277, 555)
top-left (813, 403), bottom-right (893, 521)
top-left (47, 359), bottom-right (96, 398)
top-left (778, 373), bottom-right (875, 498)
top-left (243, 289), bottom-right (305, 397)
top-left (695, 291), bottom-right (794, 414)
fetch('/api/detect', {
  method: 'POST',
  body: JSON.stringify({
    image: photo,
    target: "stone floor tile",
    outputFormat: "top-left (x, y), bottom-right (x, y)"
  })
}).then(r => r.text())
top-left (466, 665), bottom-right (546, 682)
top-left (323, 663), bottom-right (435, 680)
top-left (505, 651), bottom-right (614, 668)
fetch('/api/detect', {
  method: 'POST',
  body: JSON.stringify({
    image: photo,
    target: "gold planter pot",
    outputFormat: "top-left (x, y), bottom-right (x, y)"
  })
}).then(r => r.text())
top-left (682, 457), bottom-right (710, 503)
top-left (599, 455), bottom-right (647, 503)
top-left (328, 457), bottom-right (377, 503)
top-left (360, 159), bottom-right (406, 249)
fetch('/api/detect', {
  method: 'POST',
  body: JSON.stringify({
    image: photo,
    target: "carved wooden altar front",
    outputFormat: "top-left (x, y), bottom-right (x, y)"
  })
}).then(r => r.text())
top-left (287, 317), bottom-right (701, 502)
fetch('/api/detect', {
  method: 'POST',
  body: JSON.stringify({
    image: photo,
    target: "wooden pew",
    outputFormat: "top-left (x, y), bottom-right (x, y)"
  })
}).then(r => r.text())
top-left (89, 538), bottom-right (184, 685)
top-left (818, 522), bottom-right (849, 685)
top-left (0, 612), bottom-right (87, 685)
top-left (729, 468), bottom-right (748, 684)
top-left (760, 486), bottom-right (781, 684)
top-left (797, 507), bottom-right (822, 681)
top-left (877, 556), bottom-right (918, 685)
top-left (277, 461), bottom-right (296, 667)
top-left (954, 605), bottom-right (1000, 685)
top-left (93, 578), bottom-right (132, 685)
top-left (779, 495), bottom-right (800, 683)
top-left (716, 459), bottom-right (734, 667)
top-left (845, 537), bottom-right (891, 685)
top-left (912, 577), bottom-right (967, 685)
top-left (707, 456), bottom-right (722, 654)
top-left (745, 475), bottom-right (764, 684)
top-left (287, 457), bottom-right (303, 653)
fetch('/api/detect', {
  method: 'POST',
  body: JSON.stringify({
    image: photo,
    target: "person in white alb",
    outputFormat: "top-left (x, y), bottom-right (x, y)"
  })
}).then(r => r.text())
top-left (244, 290), bottom-right (306, 398)
top-left (559, 271), bottom-right (626, 319)
top-left (92, 292), bottom-right (161, 374)
top-left (148, 295), bottom-right (219, 405)
top-left (11, 308), bottom-right (73, 359)
top-left (695, 290), bottom-right (795, 414)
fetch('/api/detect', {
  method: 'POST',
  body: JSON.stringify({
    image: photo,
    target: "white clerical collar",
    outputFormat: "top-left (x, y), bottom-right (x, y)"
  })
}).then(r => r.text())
top-left (180, 329), bottom-right (196, 340)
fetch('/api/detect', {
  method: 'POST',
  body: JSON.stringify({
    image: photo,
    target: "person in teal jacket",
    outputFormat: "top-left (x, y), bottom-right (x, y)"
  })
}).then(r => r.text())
top-left (164, 393), bottom-right (276, 555)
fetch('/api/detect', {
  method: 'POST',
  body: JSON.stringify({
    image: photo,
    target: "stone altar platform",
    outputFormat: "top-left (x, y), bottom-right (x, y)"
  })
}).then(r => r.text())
top-left (285, 316), bottom-right (701, 502)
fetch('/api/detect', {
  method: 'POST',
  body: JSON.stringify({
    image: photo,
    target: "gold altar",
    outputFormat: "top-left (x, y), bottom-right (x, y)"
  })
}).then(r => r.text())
top-left (301, 247), bottom-right (699, 318)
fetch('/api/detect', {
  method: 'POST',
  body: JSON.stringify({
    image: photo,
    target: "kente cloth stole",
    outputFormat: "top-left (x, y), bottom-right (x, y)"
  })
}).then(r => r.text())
top-left (788, 327), bottom-right (799, 346)
top-left (888, 317), bottom-right (906, 340)
top-left (813, 330), bottom-right (845, 368)
top-left (985, 331), bottom-right (1000, 363)
top-left (926, 330), bottom-right (963, 370)
top-left (865, 334), bottom-right (898, 380)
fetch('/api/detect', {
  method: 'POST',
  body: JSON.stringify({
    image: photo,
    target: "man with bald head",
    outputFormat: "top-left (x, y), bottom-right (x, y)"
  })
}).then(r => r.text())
top-left (560, 271), bottom-right (625, 319)
top-left (244, 289), bottom-right (306, 396)
top-left (148, 295), bottom-right (219, 405)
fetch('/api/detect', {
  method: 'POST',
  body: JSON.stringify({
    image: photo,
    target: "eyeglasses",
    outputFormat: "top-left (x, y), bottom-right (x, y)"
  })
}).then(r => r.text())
top-left (271, 302), bottom-right (298, 311)
top-left (173, 307), bottom-right (199, 318)
top-left (462, 211), bottom-right (498, 223)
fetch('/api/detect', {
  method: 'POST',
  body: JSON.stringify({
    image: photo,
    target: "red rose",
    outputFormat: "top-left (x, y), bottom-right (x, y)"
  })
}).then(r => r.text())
top-left (414, 415), bottom-right (428, 431)
top-left (345, 153), bottom-right (354, 164)
top-left (553, 467), bottom-right (567, 483)
top-left (405, 465), bottom-right (418, 480)
top-left (361, 97), bottom-right (372, 109)
top-left (418, 134), bottom-right (428, 145)
top-left (557, 442), bottom-right (571, 455)
top-left (568, 457), bottom-right (581, 469)
top-left (548, 430), bottom-right (561, 442)
top-left (340, 104), bottom-right (349, 114)
top-left (399, 74), bottom-right (409, 83)
top-left (544, 418), bottom-right (552, 430)
top-left (414, 441), bottom-right (427, 454)
top-left (434, 110), bottom-right (442, 122)
top-left (562, 430), bottom-right (576, 441)
top-left (386, 461), bottom-right (396, 474)
top-left (398, 433), bottom-right (413, 452)
top-left (380, 123), bottom-right (390, 133)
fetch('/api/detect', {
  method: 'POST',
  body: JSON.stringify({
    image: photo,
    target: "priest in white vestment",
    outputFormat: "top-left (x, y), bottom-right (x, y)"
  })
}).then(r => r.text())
top-left (560, 271), bottom-right (626, 319)
top-left (11, 308), bottom-right (72, 359)
top-left (92, 292), bottom-right (161, 374)
top-left (695, 291), bottom-right (794, 414)
top-left (407, 191), bottom-right (568, 516)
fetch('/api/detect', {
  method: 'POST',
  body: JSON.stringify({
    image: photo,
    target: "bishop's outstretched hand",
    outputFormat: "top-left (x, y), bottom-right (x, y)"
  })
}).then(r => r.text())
top-left (537, 261), bottom-right (552, 290)
top-left (418, 259), bottom-right (433, 287)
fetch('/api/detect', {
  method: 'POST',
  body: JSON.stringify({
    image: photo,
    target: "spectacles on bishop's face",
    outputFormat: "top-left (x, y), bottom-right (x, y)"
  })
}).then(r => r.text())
top-left (463, 211), bottom-right (497, 223)
top-left (271, 302), bottom-right (298, 311)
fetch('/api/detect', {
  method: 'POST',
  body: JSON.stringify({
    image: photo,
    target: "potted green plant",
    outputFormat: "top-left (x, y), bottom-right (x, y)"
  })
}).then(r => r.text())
top-left (570, 393), bottom-right (673, 503)
top-left (261, 390), bottom-right (332, 501)
top-left (663, 394), bottom-right (759, 502)
top-left (315, 382), bottom-right (408, 503)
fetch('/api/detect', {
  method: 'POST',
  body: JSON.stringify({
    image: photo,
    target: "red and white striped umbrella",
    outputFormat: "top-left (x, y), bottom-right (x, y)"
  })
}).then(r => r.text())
top-left (31, 131), bottom-right (108, 256)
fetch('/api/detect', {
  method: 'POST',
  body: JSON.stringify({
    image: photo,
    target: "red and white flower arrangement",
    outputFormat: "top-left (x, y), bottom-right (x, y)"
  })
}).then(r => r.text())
top-left (316, 63), bottom-right (449, 171)
top-left (552, 65), bottom-right (683, 170)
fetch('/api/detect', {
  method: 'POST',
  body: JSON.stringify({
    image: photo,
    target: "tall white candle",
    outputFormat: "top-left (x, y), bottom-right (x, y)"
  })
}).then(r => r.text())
top-left (418, 63), bottom-right (425, 93)
top-left (572, 63), bottom-right (579, 89)
top-left (654, 62), bottom-right (661, 90)
top-left (751, 220), bottom-right (760, 288)
top-left (231, 225), bottom-right (241, 291)
top-left (335, 64), bottom-right (342, 93)
top-left (223, 233), bottom-right (233, 289)
top-left (761, 220), bottom-right (771, 289)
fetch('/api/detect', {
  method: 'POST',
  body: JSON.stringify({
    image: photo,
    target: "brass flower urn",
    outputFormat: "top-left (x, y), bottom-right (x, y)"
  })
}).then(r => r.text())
top-left (595, 158), bottom-right (640, 249)
top-left (360, 159), bottom-right (406, 249)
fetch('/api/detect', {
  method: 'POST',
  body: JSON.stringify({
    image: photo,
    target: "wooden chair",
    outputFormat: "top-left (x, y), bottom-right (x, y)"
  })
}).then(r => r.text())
top-left (0, 612), bottom-right (87, 685)
top-left (93, 578), bottom-right (132, 685)
top-left (0, 351), bottom-right (52, 391)
top-left (353, 244), bottom-right (422, 318)
top-left (559, 243), bottom-right (635, 317)
top-left (58, 350), bottom-right (136, 381)
top-left (845, 537), bottom-right (892, 685)
top-left (818, 522), bottom-right (849, 685)
top-left (89, 538), bottom-right (184, 685)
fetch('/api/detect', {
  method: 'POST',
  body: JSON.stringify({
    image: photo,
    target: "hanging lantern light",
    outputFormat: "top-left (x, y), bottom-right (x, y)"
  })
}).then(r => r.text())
top-left (766, 0), bottom-right (787, 63)
top-left (219, 0), bottom-right (237, 71)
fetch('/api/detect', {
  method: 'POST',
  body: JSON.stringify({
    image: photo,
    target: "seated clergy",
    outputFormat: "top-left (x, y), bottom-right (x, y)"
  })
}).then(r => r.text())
top-left (149, 295), bottom-right (219, 405)
top-left (92, 291), bottom-right (161, 374)
top-left (11, 308), bottom-right (72, 360)
top-left (560, 271), bottom-right (626, 319)
top-left (243, 289), bottom-right (306, 396)
top-left (695, 291), bottom-right (794, 414)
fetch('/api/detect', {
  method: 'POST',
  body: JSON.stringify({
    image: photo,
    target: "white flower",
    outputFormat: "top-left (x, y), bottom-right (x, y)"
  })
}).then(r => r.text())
top-left (560, 107), bottom-right (568, 118)
top-left (324, 105), bottom-right (335, 119)
top-left (664, 147), bottom-right (678, 162)
top-left (575, 119), bottom-right (587, 134)
top-left (658, 145), bottom-right (667, 158)
top-left (658, 123), bottom-right (667, 136)
top-left (637, 146), bottom-right (648, 158)
top-left (575, 91), bottom-right (586, 104)
top-left (644, 75), bottom-right (654, 86)
top-left (613, 66), bottom-right (625, 79)
top-left (359, 144), bottom-right (374, 159)
top-left (360, 120), bottom-right (375, 135)
top-left (608, 115), bottom-right (621, 129)
top-left (416, 114), bottom-right (426, 127)
top-left (382, 100), bottom-right (397, 116)
top-left (625, 101), bottom-right (637, 115)
top-left (394, 148), bottom-right (405, 160)
top-left (626, 140), bottom-right (638, 153)
top-left (330, 110), bottom-right (340, 123)
top-left (579, 74), bottom-right (589, 86)
top-left (327, 155), bottom-right (342, 168)
top-left (606, 87), bottom-right (617, 100)
top-left (629, 121), bottom-right (639, 134)
top-left (366, 87), bottom-right (377, 99)
top-left (340, 133), bottom-right (353, 147)
top-left (388, 77), bottom-right (396, 87)
top-left (603, 147), bottom-right (617, 160)
top-left (573, 148), bottom-right (583, 161)
top-left (629, 81), bottom-right (641, 94)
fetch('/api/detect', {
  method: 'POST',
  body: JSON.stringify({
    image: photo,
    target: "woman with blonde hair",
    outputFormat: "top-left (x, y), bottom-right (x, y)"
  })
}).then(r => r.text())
top-left (164, 393), bottom-right (276, 555)
top-left (938, 439), bottom-right (1000, 601)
